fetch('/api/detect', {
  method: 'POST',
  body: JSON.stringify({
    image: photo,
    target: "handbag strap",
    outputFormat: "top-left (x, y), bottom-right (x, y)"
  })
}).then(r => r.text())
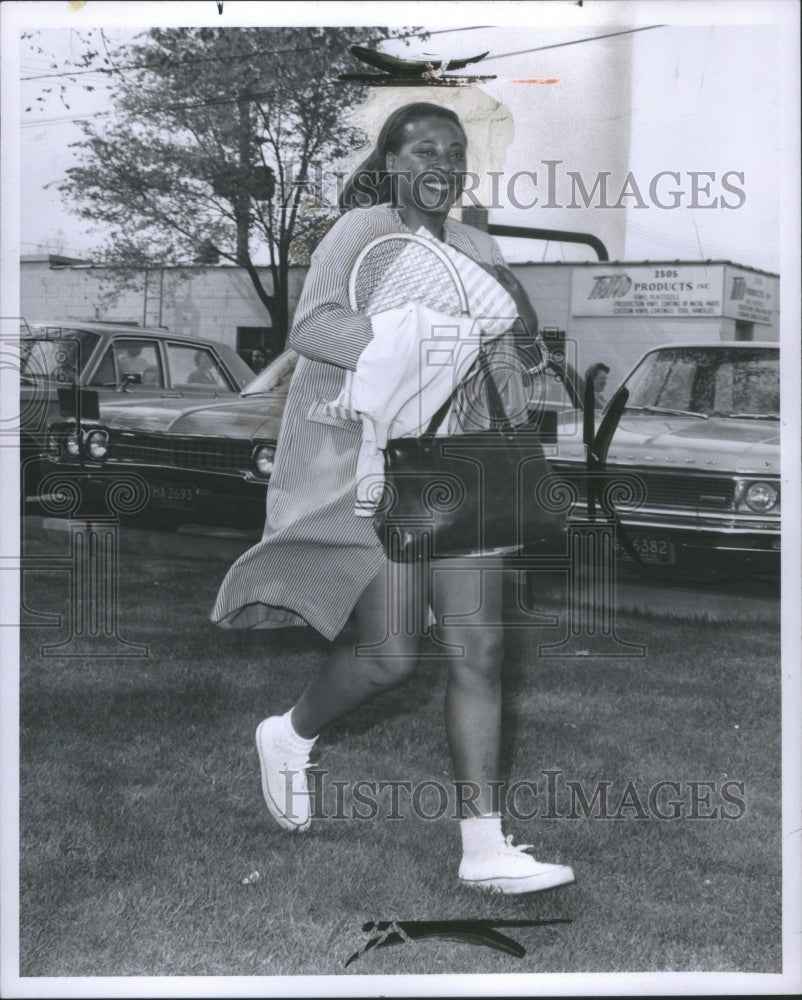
top-left (423, 346), bottom-right (511, 439)
top-left (479, 348), bottom-right (513, 431)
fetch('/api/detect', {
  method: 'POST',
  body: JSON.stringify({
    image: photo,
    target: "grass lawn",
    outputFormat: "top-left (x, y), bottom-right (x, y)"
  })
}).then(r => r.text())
top-left (17, 524), bottom-right (782, 977)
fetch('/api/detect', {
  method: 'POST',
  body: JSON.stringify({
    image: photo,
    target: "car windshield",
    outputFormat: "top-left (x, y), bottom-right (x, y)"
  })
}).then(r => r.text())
top-left (624, 346), bottom-right (779, 419)
top-left (241, 350), bottom-right (298, 396)
top-left (20, 328), bottom-right (100, 384)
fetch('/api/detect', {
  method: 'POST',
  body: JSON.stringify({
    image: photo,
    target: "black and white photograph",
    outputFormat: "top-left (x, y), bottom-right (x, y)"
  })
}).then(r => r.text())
top-left (1, 1), bottom-right (800, 996)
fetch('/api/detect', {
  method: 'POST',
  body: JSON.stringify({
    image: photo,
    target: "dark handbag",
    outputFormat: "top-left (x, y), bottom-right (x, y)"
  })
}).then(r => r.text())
top-left (373, 351), bottom-right (566, 562)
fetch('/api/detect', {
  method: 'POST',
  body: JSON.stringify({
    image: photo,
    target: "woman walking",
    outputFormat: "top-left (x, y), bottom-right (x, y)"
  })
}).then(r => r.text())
top-left (212, 101), bottom-right (574, 894)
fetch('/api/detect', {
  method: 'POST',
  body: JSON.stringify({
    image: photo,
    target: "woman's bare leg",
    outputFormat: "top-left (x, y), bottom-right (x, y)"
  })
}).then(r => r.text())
top-left (291, 562), bottom-right (424, 739)
top-left (430, 562), bottom-right (505, 818)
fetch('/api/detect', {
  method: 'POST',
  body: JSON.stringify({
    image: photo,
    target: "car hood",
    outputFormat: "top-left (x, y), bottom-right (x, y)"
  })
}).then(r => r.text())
top-left (557, 412), bottom-right (779, 475)
top-left (94, 394), bottom-right (287, 439)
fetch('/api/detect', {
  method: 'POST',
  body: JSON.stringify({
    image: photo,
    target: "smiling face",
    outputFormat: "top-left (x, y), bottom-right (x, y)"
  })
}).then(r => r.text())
top-left (385, 116), bottom-right (467, 220)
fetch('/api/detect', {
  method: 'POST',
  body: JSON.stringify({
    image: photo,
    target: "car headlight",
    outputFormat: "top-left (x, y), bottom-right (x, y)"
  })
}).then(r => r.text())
top-left (252, 443), bottom-right (275, 477)
top-left (46, 433), bottom-right (60, 457)
top-left (86, 429), bottom-right (109, 460)
top-left (65, 432), bottom-right (81, 457)
top-left (743, 481), bottom-right (779, 512)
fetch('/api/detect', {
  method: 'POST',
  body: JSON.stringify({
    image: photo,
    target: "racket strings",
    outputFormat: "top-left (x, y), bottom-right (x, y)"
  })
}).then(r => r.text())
top-left (353, 239), bottom-right (408, 313)
top-left (353, 239), bottom-right (464, 318)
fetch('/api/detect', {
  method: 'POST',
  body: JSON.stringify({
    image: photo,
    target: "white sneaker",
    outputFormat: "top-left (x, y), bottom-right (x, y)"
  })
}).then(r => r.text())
top-left (459, 835), bottom-right (575, 894)
top-left (255, 716), bottom-right (313, 832)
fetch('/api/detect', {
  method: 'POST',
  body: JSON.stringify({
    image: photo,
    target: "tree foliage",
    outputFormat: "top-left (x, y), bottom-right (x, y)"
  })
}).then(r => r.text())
top-left (58, 27), bottom-right (413, 340)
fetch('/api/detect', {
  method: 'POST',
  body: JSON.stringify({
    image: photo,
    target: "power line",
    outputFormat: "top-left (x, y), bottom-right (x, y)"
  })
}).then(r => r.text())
top-left (21, 23), bottom-right (639, 85)
top-left (22, 109), bottom-right (119, 128)
top-left (22, 70), bottom-right (112, 84)
top-left (22, 86), bottom-right (303, 128)
top-left (482, 24), bottom-right (665, 62)
top-left (23, 42), bottom-right (337, 81)
top-left (20, 25), bottom-right (661, 129)
top-left (21, 240), bottom-right (94, 256)
top-left (19, 26), bottom-right (485, 82)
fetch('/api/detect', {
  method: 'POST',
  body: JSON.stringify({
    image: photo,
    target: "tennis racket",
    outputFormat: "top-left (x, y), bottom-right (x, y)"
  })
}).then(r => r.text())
top-left (348, 233), bottom-right (470, 317)
top-left (347, 231), bottom-right (551, 405)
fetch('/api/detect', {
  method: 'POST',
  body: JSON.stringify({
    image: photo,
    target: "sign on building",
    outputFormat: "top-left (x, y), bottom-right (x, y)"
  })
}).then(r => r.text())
top-left (722, 266), bottom-right (777, 326)
top-left (570, 263), bottom-right (777, 325)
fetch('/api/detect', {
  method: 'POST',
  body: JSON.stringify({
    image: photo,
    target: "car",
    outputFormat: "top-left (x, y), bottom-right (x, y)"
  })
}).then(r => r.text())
top-left (552, 342), bottom-right (780, 577)
top-left (20, 320), bottom-right (255, 499)
top-left (39, 349), bottom-right (297, 533)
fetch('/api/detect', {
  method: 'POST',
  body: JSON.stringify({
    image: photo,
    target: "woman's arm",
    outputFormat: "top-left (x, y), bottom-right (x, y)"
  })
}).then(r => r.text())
top-left (289, 210), bottom-right (376, 370)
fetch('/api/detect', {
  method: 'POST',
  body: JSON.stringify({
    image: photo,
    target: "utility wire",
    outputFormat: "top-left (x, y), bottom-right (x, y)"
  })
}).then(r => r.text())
top-left (20, 25), bottom-right (489, 82)
top-left (482, 24), bottom-right (664, 61)
top-left (21, 26), bottom-right (663, 129)
top-left (23, 85), bottom-right (322, 128)
top-left (21, 240), bottom-right (93, 256)
top-left (21, 24), bottom-right (653, 84)
top-left (23, 42), bottom-right (332, 81)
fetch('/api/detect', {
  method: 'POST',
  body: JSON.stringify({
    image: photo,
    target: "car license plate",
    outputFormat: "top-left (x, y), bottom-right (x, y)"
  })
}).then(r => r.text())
top-left (150, 484), bottom-right (196, 510)
top-left (615, 533), bottom-right (676, 564)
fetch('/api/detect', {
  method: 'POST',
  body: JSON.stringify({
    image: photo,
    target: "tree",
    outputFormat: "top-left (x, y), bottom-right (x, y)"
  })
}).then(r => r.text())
top-left (58, 27), bottom-right (414, 342)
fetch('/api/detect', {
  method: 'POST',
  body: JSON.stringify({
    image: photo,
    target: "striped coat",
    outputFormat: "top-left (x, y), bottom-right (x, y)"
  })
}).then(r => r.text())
top-left (211, 204), bottom-right (518, 640)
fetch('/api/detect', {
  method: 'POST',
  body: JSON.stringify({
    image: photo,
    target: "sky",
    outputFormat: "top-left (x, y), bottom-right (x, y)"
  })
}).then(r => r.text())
top-left (7, 1), bottom-right (795, 277)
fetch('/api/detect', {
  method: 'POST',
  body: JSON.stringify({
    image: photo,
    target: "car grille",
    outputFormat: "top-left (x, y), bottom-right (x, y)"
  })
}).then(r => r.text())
top-left (553, 464), bottom-right (735, 510)
top-left (113, 433), bottom-right (254, 471)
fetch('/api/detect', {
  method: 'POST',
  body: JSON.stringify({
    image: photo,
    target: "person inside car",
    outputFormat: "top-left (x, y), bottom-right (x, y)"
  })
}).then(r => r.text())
top-left (584, 362), bottom-right (610, 409)
top-left (187, 351), bottom-right (219, 385)
top-left (116, 343), bottom-right (150, 383)
top-left (249, 348), bottom-right (268, 374)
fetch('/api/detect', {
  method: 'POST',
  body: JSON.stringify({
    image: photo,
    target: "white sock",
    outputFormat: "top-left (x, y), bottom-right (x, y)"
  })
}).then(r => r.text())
top-left (279, 708), bottom-right (317, 751)
top-left (460, 813), bottom-right (504, 856)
